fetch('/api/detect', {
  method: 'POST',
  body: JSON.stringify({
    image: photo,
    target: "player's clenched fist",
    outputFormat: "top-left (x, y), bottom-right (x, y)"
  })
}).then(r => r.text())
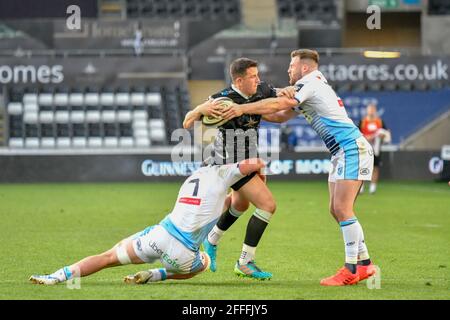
top-left (276, 86), bottom-right (297, 99)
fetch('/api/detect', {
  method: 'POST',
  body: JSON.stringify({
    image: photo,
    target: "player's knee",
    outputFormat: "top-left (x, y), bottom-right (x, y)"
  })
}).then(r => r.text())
top-left (260, 198), bottom-right (276, 214)
top-left (332, 204), bottom-right (350, 220)
top-left (103, 251), bottom-right (119, 266)
top-left (232, 199), bottom-right (249, 212)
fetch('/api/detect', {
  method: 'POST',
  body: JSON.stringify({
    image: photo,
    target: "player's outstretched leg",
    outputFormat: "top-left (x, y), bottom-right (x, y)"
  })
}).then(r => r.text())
top-left (30, 238), bottom-right (143, 285)
top-left (124, 252), bottom-right (211, 284)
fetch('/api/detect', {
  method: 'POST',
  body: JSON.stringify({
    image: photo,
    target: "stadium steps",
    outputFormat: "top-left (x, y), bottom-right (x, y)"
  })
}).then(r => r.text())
top-left (401, 109), bottom-right (450, 150)
top-left (242, 0), bottom-right (278, 29)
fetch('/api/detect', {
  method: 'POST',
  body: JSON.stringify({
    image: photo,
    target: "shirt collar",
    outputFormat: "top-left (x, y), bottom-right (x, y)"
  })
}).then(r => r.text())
top-left (231, 84), bottom-right (251, 100)
top-left (295, 69), bottom-right (324, 85)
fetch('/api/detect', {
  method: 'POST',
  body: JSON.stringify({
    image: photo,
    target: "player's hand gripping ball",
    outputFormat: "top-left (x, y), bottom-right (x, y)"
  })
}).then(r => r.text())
top-left (201, 97), bottom-right (234, 127)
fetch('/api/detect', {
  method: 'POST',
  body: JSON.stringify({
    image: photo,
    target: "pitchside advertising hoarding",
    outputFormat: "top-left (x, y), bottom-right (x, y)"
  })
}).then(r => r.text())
top-left (0, 150), bottom-right (448, 182)
top-left (242, 54), bottom-right (450, 87)
top-left (0, 56), bottom-right (186, 86)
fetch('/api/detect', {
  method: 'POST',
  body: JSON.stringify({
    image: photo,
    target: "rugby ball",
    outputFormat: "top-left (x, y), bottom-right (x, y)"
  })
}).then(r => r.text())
top-left (201, 97), bottom-right (234, 127)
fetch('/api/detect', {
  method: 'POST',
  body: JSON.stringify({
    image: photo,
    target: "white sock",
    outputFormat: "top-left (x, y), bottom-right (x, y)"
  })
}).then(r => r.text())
top-left (148, 268), bottom-right (167, 282)
top-left (51, 266), bottom-right (72, 282)
top-left (239, 244), bottom-right (256, 265)
top-left (369, 183), bottom-right (377, 193)
top-left (207, 206), bottom-right (244, 245)
top-left (340, 218), bottom-right (360, 265)
top-left (357, 221), bottom-right (370, 261)
top-left (207, 225), bottom-right (225, 246)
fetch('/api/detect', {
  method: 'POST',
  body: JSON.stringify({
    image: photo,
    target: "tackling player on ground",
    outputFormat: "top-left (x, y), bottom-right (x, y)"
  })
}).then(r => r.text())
top-left (29, 158), bottom-right (266, 285)
top-left (219, 49), bottom-right (377, 286)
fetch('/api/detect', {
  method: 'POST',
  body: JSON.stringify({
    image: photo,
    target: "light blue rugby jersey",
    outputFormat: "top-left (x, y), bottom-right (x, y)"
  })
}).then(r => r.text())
top-left (292, 70), bottom-right (362, 155)
top-left (159, 164), bottom-right (244, 251)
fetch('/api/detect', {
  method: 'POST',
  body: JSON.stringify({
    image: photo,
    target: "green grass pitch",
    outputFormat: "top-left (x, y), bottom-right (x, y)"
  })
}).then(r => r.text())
top-left (0, 181), bottom-right (449, 300)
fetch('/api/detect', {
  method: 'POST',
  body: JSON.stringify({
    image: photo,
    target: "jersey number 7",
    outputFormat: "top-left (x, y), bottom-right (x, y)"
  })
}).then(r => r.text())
top-left (188, 179), bottom-right (200, 197)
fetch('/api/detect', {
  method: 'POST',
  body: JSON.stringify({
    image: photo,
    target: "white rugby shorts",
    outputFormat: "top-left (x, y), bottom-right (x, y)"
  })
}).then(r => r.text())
top-left (129, 225), bottom-right (204, 274)
top-left (329, 136), bottom-right (374, 182)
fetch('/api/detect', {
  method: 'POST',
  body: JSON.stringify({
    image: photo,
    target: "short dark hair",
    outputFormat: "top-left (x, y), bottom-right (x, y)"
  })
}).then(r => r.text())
top-left (230, 58), bottom-right (258, 81)
top-left (291, 49), bottom-right (320, 64)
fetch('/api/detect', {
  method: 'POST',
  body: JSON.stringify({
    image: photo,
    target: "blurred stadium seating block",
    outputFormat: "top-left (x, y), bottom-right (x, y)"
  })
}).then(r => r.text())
top-left (126, 0), bottom-right (241, 19)
top-left (6, 84), bottom-right (190, 149)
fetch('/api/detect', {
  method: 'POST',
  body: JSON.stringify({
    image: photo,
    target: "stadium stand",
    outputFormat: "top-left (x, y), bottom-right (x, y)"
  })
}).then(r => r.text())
top-left (126, 0), bottom-right (241, 19)
top-left (277, 0), bottom-right (338, 23)
top-left (6, 84), bottom-right (190, 148)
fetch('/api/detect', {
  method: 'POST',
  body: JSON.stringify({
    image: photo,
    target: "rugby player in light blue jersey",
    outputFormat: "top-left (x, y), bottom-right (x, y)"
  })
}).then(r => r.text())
top-left (29, 158), bottom-right (266, 285)
top-left (219, 49), bottom-right (377, 286)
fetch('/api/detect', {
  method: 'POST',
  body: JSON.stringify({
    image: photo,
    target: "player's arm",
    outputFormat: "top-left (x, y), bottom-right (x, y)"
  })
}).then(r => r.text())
top-left (221, 96), bottom-right (298, 121)
top-left (237, 158), bottom-right (266, 176)
top-left (182, 99), bottom-right (223, 129)
top-left (262, 109), bottom-right (297, 123)
top-left (221, 84), bottom-right (310, 120)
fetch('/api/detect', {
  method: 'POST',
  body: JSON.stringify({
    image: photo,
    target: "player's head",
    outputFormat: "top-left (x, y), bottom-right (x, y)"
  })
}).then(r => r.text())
top-left (230, 58), bottom-right (260, 96)
top-left (366, 103), bottom-right (378, 119)
top-left (289, 49), bottom-right (319, 85)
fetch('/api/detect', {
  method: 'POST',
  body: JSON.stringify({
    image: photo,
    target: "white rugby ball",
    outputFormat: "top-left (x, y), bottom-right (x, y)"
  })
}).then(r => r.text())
top-left (201, 97), bottom-right (234, 127)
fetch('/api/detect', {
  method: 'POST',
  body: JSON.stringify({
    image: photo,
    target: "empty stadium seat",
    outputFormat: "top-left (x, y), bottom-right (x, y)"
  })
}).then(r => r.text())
top-left (136, 137), bottom-right (151, 147)
top-left (55, 111), bottom-right (70, 123)
top-left (41, 137), bottom-right (56, 148)
top-left (116, 93), bottom-right (130, 106)
top-left (39, 93), bottom-right (53, 107)
top-left (88, 137), bottom-right (103, 148)
top-left (8, 102), bottom-right (23, 115)
top-left (24, 112), bottom-right (39, 124)
top-left (9, 138), bottom-right (24, 148)
top-left (54, 93), bottom-right (69, 106)
top-left (56, 137), bottom-right (71, 148)
top-left (85, 93), bottom-right (100, 106)
top-left (119, 137), bottom-right (135, 148)
top-left (117, 110), bottom-right (132, 122)
top-left (23, 93), bottom-right (38, 105)
top-left (72, 137), bottom-right (87, 148)
top-left (25, 138), bottom-right (40, 148)
top-left (104, 137), bottom-right (119, 148)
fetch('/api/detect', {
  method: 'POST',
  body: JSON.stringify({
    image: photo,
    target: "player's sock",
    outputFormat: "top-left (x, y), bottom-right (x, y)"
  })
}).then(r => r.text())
top-left (239, 244), bottom-right (256, 265)
top-left (148, 268), bottom-right (167, 282)
top-left (369, 183), bottom-right (377, 194)
top-left (209, 206), bottom-right (244, 245)
top-left (345, 263), bottom-right (357, 274)
top-left (339, 217), bottom-right (360, 274)
top-left (50, 266), bottom-right (73, 282)
top-left (239, 209), bottom-right (272, 265)
top-left (207, 226), bottom-right (224, 246)
top-left (357, 221), bottom-right (371, 265)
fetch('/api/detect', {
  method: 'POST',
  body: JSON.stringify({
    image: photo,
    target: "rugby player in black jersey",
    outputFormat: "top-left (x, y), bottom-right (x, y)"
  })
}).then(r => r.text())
top-left (183, 58), bottom-right (279, 280)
